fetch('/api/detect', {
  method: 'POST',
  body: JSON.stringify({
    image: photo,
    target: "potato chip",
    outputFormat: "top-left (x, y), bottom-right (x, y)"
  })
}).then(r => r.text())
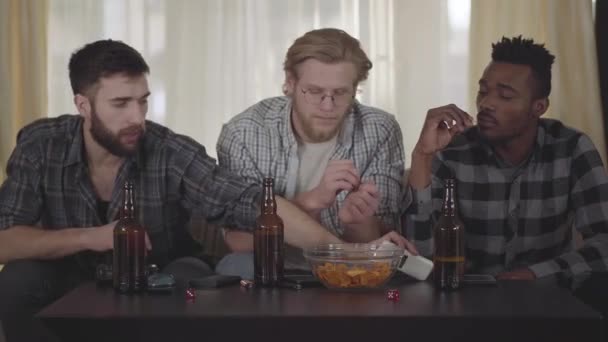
top-left (313, 261), bottom-right (392, 288)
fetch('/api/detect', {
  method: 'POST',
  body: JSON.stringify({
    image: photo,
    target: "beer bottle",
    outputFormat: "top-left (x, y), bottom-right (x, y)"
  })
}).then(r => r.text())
top-left (113, 181), bottom-right (147, 293)
top-left (254, 178), bottom-right (284, 287)
top-left (433, 178), bottom-right (465, 290)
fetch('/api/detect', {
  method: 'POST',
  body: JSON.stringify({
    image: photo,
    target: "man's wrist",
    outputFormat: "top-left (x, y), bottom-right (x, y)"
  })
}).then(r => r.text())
top-left (294, 189), bottom-right (326, 214)
top-left (76, 228), bottom-right (91, 251)
top-left (412, 144), bottom-right (435, 161)
top-left (340, 216), bottom-right (383, 240)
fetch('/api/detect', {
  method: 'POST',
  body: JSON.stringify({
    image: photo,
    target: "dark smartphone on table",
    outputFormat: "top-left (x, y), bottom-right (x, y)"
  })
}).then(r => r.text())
top-left (463, 274), bottom-right (497, 286)
top-left (280, 274), bottom-right (323, 289)
top-left (188, 275), bottom-right (242, 289)
top-left (147, 273), bottom-right (177, 293)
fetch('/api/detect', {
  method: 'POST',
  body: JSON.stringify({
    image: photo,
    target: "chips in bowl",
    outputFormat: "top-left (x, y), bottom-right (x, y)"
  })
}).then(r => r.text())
top-left (304, 243), bottom-right (404, 289)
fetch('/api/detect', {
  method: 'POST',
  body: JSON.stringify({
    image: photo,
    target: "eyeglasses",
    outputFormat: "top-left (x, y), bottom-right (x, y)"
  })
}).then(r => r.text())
top-left (300, 87), bottom-right (355, 107)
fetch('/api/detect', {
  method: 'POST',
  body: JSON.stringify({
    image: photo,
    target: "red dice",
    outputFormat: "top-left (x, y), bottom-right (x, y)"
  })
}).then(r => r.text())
top-left (185, 288), bottom-right (196, 301)
top-left (387, 289), bottom-right (400, 302)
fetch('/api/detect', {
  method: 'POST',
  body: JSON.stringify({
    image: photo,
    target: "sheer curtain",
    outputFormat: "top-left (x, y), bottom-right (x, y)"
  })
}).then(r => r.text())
top-left (48, 0), bottom-right (470, 163)
top-left (469, 0), bottom-right (606, 162)
top-left (0, 0), bottom-right (47, 182)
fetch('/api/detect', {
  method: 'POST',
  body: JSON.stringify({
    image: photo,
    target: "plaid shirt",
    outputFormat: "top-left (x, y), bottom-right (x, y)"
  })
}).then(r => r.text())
top-left (217, 96), bottom-right (405, 235)
top-left (404, 119), bottom-right (608, 281)
top-left (0, 115), bottom-right (260, 266)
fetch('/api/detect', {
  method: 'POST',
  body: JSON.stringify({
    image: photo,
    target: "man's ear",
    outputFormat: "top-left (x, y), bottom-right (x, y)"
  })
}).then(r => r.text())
top-left (284, 71), bottom-right (296, 96)
top-left (74, 94), bottom-right (92, 118)
top-left (532, 97), bottom-right (549, 118)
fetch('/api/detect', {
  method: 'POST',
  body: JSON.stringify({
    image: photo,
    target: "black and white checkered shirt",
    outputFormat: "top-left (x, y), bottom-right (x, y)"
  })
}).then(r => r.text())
top-left (0, 115), bottom-right (260, 266)
top-left (404, 119), bottom-right (608, 281)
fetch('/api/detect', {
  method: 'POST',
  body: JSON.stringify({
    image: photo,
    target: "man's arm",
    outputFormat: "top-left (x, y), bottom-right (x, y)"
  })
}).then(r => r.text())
top-left (276, 197), bottom-right (341, 247)
top-left (181, 135), bottom-right (341, 250)
top-left (216, 121), bottom-right (349, 249)
top-left (0, 223), bottom-right (116, 264)
top-left (215, 122), bottom-right (264, 252)
top-left (527, 135), bottom-right (608, 280)
top-left (404, 104), bottom-right (474, 256)
top-left (408, 104), bottom-right (474, 188)
top-left (340, 213), bottom-right (382, 243)
top-left (0, 134), bottom-right (137, 263)
top-left (291, 160), bottom-right (360, 218)
top-left (337, 116), bottom-right (405, 242)
top-left (0, 138), bottom-right (103, 263)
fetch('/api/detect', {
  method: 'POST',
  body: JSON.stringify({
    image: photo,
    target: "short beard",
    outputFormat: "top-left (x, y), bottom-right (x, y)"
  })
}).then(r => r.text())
top-left (90, 108), bottom-right (142, 157)
top-left (291, 96), bottom-right (350, 143)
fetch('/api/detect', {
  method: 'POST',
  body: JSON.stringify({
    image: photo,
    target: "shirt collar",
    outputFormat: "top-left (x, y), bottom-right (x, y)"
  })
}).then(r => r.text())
top-left (63, 117), bottom-right (84, 167)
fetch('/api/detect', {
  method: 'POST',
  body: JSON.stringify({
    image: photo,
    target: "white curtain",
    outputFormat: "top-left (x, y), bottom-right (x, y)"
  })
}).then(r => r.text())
top-left (48, 0), bottom-right (470, 164)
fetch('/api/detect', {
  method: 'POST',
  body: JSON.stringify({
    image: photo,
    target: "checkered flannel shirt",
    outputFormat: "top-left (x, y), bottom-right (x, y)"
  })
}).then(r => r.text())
top-left (0, 115), bottom-right (260, 266)
top-left (404, 119), bottom-right (608, 281)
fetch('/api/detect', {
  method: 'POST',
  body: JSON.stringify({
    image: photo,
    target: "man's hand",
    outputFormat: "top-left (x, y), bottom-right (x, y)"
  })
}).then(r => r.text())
top-left (296, 160), bottom-right (360, 213)
top-left (414, 104), bottom-right (474, 156)
top-left (338, 181), bottom-right (379, 226)
top-left (496, 268), bottom-right (537, 280)
top-left (81, 221), bottom-right (152, 252)
top-left (372, 231), bottom-right (419, 256)
top-left (409, 104), bottom-right (474, 190)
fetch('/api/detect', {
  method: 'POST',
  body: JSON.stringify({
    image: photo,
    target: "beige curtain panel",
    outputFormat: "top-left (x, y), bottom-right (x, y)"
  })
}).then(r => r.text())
top-left (469, 0), bottom-right (606, 163)
top-left (0, 0), bottom-right (48, 182)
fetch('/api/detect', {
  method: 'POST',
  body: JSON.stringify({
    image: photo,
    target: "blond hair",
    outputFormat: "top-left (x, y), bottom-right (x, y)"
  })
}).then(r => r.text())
top-left (284, 28), bottom-right (372, 84)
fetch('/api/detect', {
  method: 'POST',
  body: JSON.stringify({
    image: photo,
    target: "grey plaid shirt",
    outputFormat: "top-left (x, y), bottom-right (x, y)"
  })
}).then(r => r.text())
top-left (217, 96), bottom-right (405, 236)
top-left (404, 119), bottom-right (608, 281)
top-left (0, 115), bottom-right (260, 266)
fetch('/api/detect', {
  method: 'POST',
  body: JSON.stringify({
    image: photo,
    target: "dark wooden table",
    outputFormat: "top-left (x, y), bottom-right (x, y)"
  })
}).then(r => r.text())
top-left (38, 276), bottom-right (603, 342)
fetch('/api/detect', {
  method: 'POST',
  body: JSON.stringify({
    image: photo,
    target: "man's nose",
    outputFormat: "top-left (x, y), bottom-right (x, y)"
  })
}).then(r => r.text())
top-left (128, 101), bottom-right (146, 125)
top-left (477, 95), bottom-right (495, 112)
top-left (319, 95), bottom-right (336, 111)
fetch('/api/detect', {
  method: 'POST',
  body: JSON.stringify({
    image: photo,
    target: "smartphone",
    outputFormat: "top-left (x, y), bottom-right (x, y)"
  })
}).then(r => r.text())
top-left (188, 275), bottom-right (241, 289)
top-left (147, 273), bottom-right (176, 293)
top-left (281, 274), bottom-right (323, 289)
top-left (463, 274), bottom-right (497, 286)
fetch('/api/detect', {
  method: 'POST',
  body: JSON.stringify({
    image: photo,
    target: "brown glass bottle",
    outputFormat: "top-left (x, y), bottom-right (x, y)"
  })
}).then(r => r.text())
top-left (433, 178), bottom-right (465, 290)
top-left (113, 181), bottom-right (147, 293)
top-left (254, 178), bottom-right (284, 287)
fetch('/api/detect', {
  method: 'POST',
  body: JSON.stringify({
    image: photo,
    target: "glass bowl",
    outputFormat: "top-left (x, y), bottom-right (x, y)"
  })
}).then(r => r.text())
top-left (303, 243), bottom-right (405, 289)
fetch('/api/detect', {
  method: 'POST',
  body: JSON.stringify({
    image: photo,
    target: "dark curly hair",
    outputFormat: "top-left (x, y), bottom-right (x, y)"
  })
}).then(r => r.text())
top-left (69, 39), bottom-right (149, 96)
top-left (491, 36), bottom-right (555, 98)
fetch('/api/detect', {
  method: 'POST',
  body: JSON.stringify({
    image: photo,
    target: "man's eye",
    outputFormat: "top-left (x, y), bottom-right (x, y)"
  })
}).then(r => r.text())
top-left (499, 92), bottom-right (514, 100)
top-left (334, 90), bottom-right (348, 96)
top-left (308, 89), bottom-right (323, 95)
top-left (113, 102), bottom-right (128, 108)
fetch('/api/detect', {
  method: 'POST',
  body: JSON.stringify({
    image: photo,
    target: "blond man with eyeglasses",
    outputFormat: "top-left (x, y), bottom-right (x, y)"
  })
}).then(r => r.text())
top-left (215, 28), bottom-right (412, 278)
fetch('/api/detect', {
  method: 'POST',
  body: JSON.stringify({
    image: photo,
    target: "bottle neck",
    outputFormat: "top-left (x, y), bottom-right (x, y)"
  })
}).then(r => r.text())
top-left (441, 186), bottom-right (457, 217)
top-left (121, 188), bottom-right (136, 219)
top-left (261, 185), bottom-right (277, 215)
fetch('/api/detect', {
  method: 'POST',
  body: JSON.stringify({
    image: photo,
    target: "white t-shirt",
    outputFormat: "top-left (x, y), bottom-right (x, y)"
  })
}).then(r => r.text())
top-left (294, 136), bottom-right (338, 195)
top-left (285, 135), bottom-right (338, 270)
